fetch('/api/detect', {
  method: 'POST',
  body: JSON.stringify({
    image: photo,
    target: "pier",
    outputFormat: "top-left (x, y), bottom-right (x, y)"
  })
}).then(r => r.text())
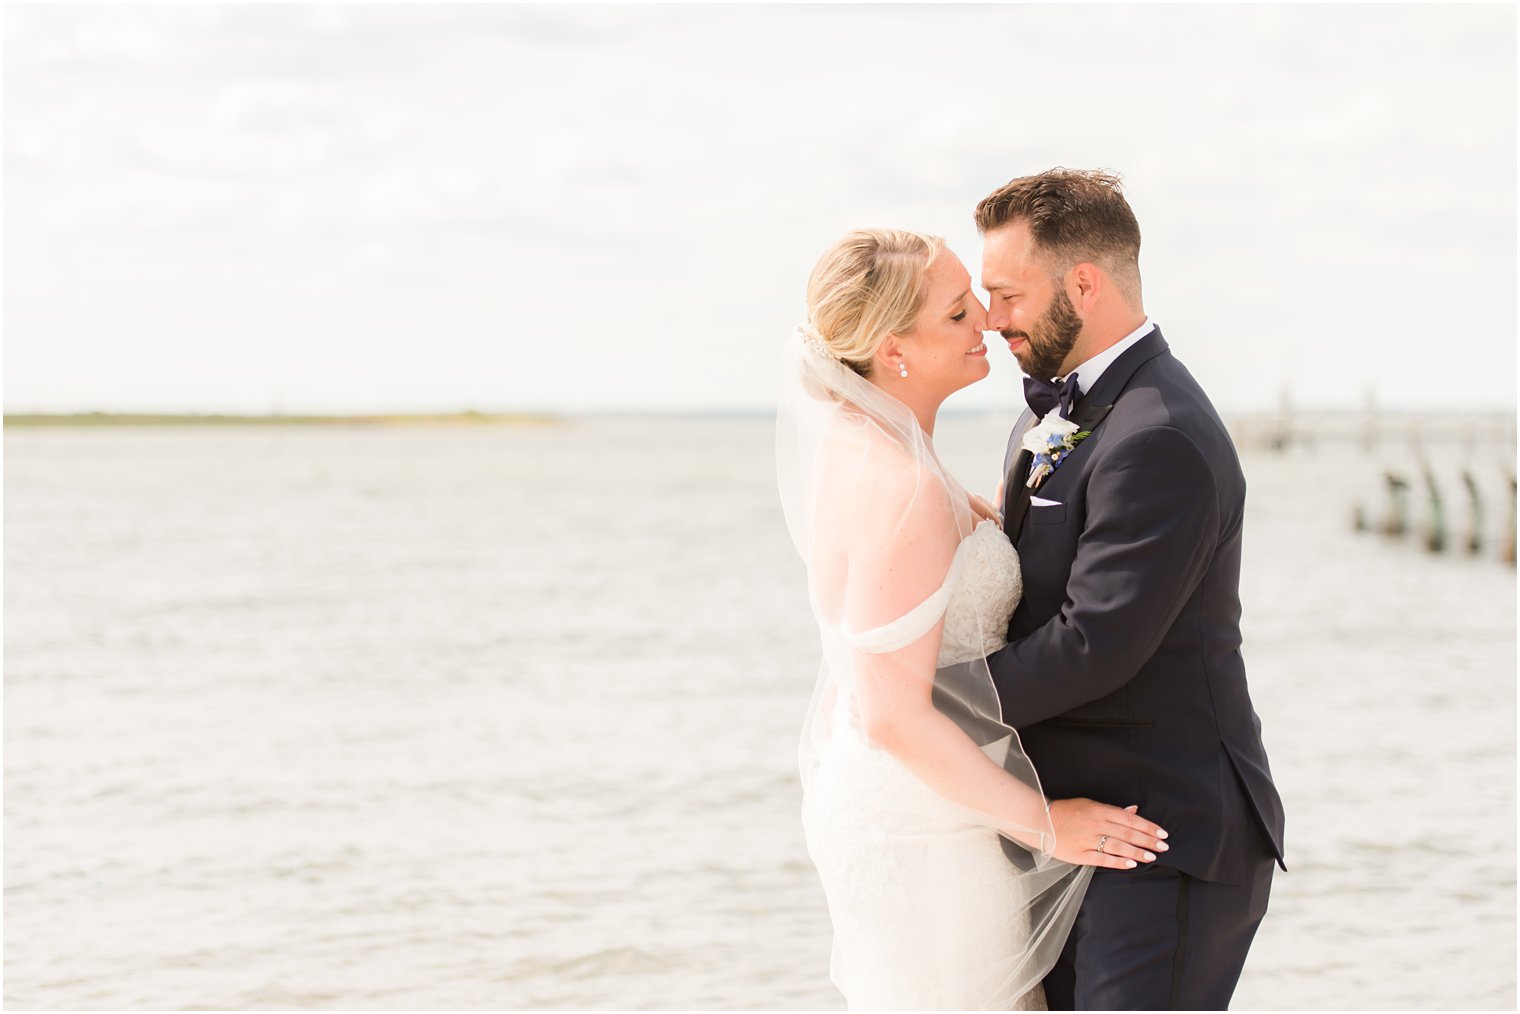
top-left (1229, 409), bottom-right (1516, 566)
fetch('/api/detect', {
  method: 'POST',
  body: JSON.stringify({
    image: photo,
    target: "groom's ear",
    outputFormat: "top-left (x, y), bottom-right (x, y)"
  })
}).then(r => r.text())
top-left (1069, 262), bottom-right (1103, 314)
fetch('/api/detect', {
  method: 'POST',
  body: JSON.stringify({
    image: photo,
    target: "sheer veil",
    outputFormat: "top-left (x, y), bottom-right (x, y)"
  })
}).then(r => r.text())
top-left (777, 325), bottom-right (1090, 1004)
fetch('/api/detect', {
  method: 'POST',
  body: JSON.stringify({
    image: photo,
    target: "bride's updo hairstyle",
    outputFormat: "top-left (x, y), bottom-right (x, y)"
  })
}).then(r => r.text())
top-left (804, 228), bottom-right (945, 379)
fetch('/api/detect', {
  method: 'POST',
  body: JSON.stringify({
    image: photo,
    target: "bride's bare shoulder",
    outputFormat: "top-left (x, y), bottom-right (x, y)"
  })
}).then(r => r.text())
top-left (817, 424), bottom-right (954, 523)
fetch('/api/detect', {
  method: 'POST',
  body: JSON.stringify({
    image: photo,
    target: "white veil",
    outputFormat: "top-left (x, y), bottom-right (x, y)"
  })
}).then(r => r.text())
top-left (777, 326), bottom-right (1090, 1006)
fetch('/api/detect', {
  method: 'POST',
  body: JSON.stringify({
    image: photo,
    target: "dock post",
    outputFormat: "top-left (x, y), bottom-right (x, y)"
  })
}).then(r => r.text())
top-left (1461, 471), bottom-right (1484, 555)
top-left (1504, 471), bottom-right (1516, 565)
top-left (1420, 464), bottom-right (1445, 553)
top-left (1382, 472), bottom-right (1410, 537)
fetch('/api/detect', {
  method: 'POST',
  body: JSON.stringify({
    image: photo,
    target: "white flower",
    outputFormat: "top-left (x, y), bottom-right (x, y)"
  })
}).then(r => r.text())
top-left (1021, 413), bottom-right (1080, 456)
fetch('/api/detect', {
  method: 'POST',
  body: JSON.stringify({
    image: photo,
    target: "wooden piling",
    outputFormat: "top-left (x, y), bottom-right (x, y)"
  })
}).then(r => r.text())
top-left (1420, 465), bottom-right (1445, 553)
top-left (1269, 388), bottom-right (1292, 452)
top-left (1382, 472), bottom-right (1410, 537)
top-left (1461, 470), bottom-right (1484, 555)
top-left (1504, 472), bottom-right (1516, 565)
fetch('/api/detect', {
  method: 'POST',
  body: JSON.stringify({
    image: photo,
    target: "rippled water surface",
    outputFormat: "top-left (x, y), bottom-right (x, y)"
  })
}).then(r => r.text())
top-left (5, 417), bottom-right (1515, 1009)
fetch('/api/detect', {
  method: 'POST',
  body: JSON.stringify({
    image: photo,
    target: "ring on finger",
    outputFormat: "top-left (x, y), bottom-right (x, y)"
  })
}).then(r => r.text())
top-left (1095, 834), bottom-right (1109, 854)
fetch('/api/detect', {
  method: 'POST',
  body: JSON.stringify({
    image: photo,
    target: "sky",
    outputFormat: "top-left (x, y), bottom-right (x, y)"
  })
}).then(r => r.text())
top-left (5, 3), bottom-right (1516, 416)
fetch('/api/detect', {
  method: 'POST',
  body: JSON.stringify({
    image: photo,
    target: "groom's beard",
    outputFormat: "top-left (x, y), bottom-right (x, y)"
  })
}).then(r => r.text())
top-left (1003, 287), bottom-right (1083, 381)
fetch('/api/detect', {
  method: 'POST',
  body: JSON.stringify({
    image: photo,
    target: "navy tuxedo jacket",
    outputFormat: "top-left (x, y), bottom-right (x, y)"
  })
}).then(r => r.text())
top-left (990, 327), bottom-right (1285, 885)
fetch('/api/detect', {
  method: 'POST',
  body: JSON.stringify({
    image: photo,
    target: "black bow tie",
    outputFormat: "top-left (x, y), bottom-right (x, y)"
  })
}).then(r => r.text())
top-left (1023, 374), bottom-right (1082, 420)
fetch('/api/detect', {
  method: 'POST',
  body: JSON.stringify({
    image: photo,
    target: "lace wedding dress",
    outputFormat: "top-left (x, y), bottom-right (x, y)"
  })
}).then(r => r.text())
top-left (801, 521), bottom-right (1053, 1011)
top-left (778, 329), bottom-right (1088, 1011)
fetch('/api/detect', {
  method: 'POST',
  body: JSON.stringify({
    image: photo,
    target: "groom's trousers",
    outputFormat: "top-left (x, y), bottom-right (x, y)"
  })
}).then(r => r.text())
top-left (1041, 849), bottom-right (1275, 1010)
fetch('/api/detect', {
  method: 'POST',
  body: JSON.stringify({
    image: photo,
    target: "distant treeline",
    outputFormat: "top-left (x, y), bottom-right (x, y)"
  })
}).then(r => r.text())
top-left (3, 411), bottom-right (558, 427)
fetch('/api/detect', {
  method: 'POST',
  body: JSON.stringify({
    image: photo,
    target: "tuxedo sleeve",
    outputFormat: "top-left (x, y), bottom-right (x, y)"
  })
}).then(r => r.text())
top-left (988, 424), bottom-right (1221, 728)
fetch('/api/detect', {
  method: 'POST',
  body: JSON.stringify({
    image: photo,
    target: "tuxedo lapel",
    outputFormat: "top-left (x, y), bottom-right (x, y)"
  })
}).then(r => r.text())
top-left (1003, 329), bottom-right (1171, 542)
top-left (1004, 448), bottom-right (1036, 538)
top-left (1001, 411), bottom-right (1037, 529)
top-left (1067, 398), bottom-right (1116, 439)
top-left (1006, 400), bottom-right (1114, 543)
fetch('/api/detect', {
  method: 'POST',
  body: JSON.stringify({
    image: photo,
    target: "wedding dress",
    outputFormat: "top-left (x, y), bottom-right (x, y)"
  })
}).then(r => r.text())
top-left (805, 521), bottom-right (1056, 1010)
top-left (777, 331), bottom-right (1089, 1011)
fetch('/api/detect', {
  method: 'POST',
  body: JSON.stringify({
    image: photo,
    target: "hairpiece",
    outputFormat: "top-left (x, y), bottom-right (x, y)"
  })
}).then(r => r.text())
top-left (796, 323), bottom-right (839, 361)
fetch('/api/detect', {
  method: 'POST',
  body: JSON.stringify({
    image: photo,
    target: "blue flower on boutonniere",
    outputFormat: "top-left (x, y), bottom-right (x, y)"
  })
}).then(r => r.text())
top-left (1022, 414), bottom-right (1093, 489)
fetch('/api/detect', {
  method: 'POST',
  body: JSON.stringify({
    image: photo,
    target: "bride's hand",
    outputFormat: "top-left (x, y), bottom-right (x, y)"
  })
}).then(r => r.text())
top-left (1048, 799), bottom-right (1169, 870)
top-left (968, 493), bottom-right (1002, 529)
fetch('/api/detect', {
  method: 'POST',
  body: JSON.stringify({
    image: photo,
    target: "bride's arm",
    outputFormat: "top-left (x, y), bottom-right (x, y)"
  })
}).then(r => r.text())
top-left (851, 628), bottom-right (1046, 835)
top-left (968, 491), bottom-right (1002, 528)
top-left (845, 466), bottom-right (1162, 868)
top-left (851, 628), bottom-right (1159, 869)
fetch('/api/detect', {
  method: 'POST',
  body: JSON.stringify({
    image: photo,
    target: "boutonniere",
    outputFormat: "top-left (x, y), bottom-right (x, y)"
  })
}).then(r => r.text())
top-left (1022, 414), bottom-right (1092, 489)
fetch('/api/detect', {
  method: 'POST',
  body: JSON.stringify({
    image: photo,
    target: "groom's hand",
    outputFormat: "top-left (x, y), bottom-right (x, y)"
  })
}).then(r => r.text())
top-left (1048, 799), bottom-right (1169, 870)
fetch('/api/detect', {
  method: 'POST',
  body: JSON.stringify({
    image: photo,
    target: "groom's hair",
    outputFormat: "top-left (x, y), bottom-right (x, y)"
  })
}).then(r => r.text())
top-left (974, 168), bottom-right (1142, 307)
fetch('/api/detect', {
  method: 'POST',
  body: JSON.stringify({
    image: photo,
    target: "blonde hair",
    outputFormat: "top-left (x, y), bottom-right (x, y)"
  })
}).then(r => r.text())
top-left (804, 228), bottom-right (944, 378)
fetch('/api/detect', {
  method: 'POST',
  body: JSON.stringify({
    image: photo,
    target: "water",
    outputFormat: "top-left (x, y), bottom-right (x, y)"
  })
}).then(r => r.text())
top-left (4, 417), bottom-right (1514, 1010)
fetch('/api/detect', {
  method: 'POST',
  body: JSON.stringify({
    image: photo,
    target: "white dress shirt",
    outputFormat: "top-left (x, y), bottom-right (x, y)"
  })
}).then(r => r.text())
top-left (1058, 318), bottom-right (1155, 396)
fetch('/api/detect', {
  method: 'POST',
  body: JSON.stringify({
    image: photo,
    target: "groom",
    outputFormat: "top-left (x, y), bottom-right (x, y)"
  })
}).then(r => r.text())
top-left (980, 169), bottom-right (1285, 1010)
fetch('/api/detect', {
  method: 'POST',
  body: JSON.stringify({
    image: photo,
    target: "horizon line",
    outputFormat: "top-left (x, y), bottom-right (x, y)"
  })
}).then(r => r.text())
top-left (6, 407), bottom-right (1518, 424)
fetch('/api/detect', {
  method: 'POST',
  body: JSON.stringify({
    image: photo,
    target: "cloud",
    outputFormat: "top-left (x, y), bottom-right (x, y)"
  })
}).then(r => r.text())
top-left (5, 4), bottom-right (1514, 414)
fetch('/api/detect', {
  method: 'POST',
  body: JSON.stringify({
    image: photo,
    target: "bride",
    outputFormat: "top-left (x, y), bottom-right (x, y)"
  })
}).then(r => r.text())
top-left (777, 229), bottom-right (1166, 1010)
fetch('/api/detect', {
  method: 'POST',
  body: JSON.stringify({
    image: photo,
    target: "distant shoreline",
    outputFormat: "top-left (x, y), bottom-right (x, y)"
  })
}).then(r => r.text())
top-left (4, 409), bottom-right (1514, 445)
top-left (3, 411), bottom-right (559, 428)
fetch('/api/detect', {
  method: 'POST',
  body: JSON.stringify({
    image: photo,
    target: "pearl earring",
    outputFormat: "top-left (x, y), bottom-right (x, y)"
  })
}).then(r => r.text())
top-left (899, 363), bottom-right (909, 379)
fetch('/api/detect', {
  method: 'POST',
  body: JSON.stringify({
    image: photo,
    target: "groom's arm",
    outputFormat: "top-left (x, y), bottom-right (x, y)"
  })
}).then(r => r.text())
top-left (989, 424), bottom-right (1222, 728)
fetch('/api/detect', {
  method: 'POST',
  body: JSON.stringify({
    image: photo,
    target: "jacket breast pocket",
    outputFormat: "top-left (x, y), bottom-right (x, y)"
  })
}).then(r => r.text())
top-left (1026, 503), bottom-right (1067, 526)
